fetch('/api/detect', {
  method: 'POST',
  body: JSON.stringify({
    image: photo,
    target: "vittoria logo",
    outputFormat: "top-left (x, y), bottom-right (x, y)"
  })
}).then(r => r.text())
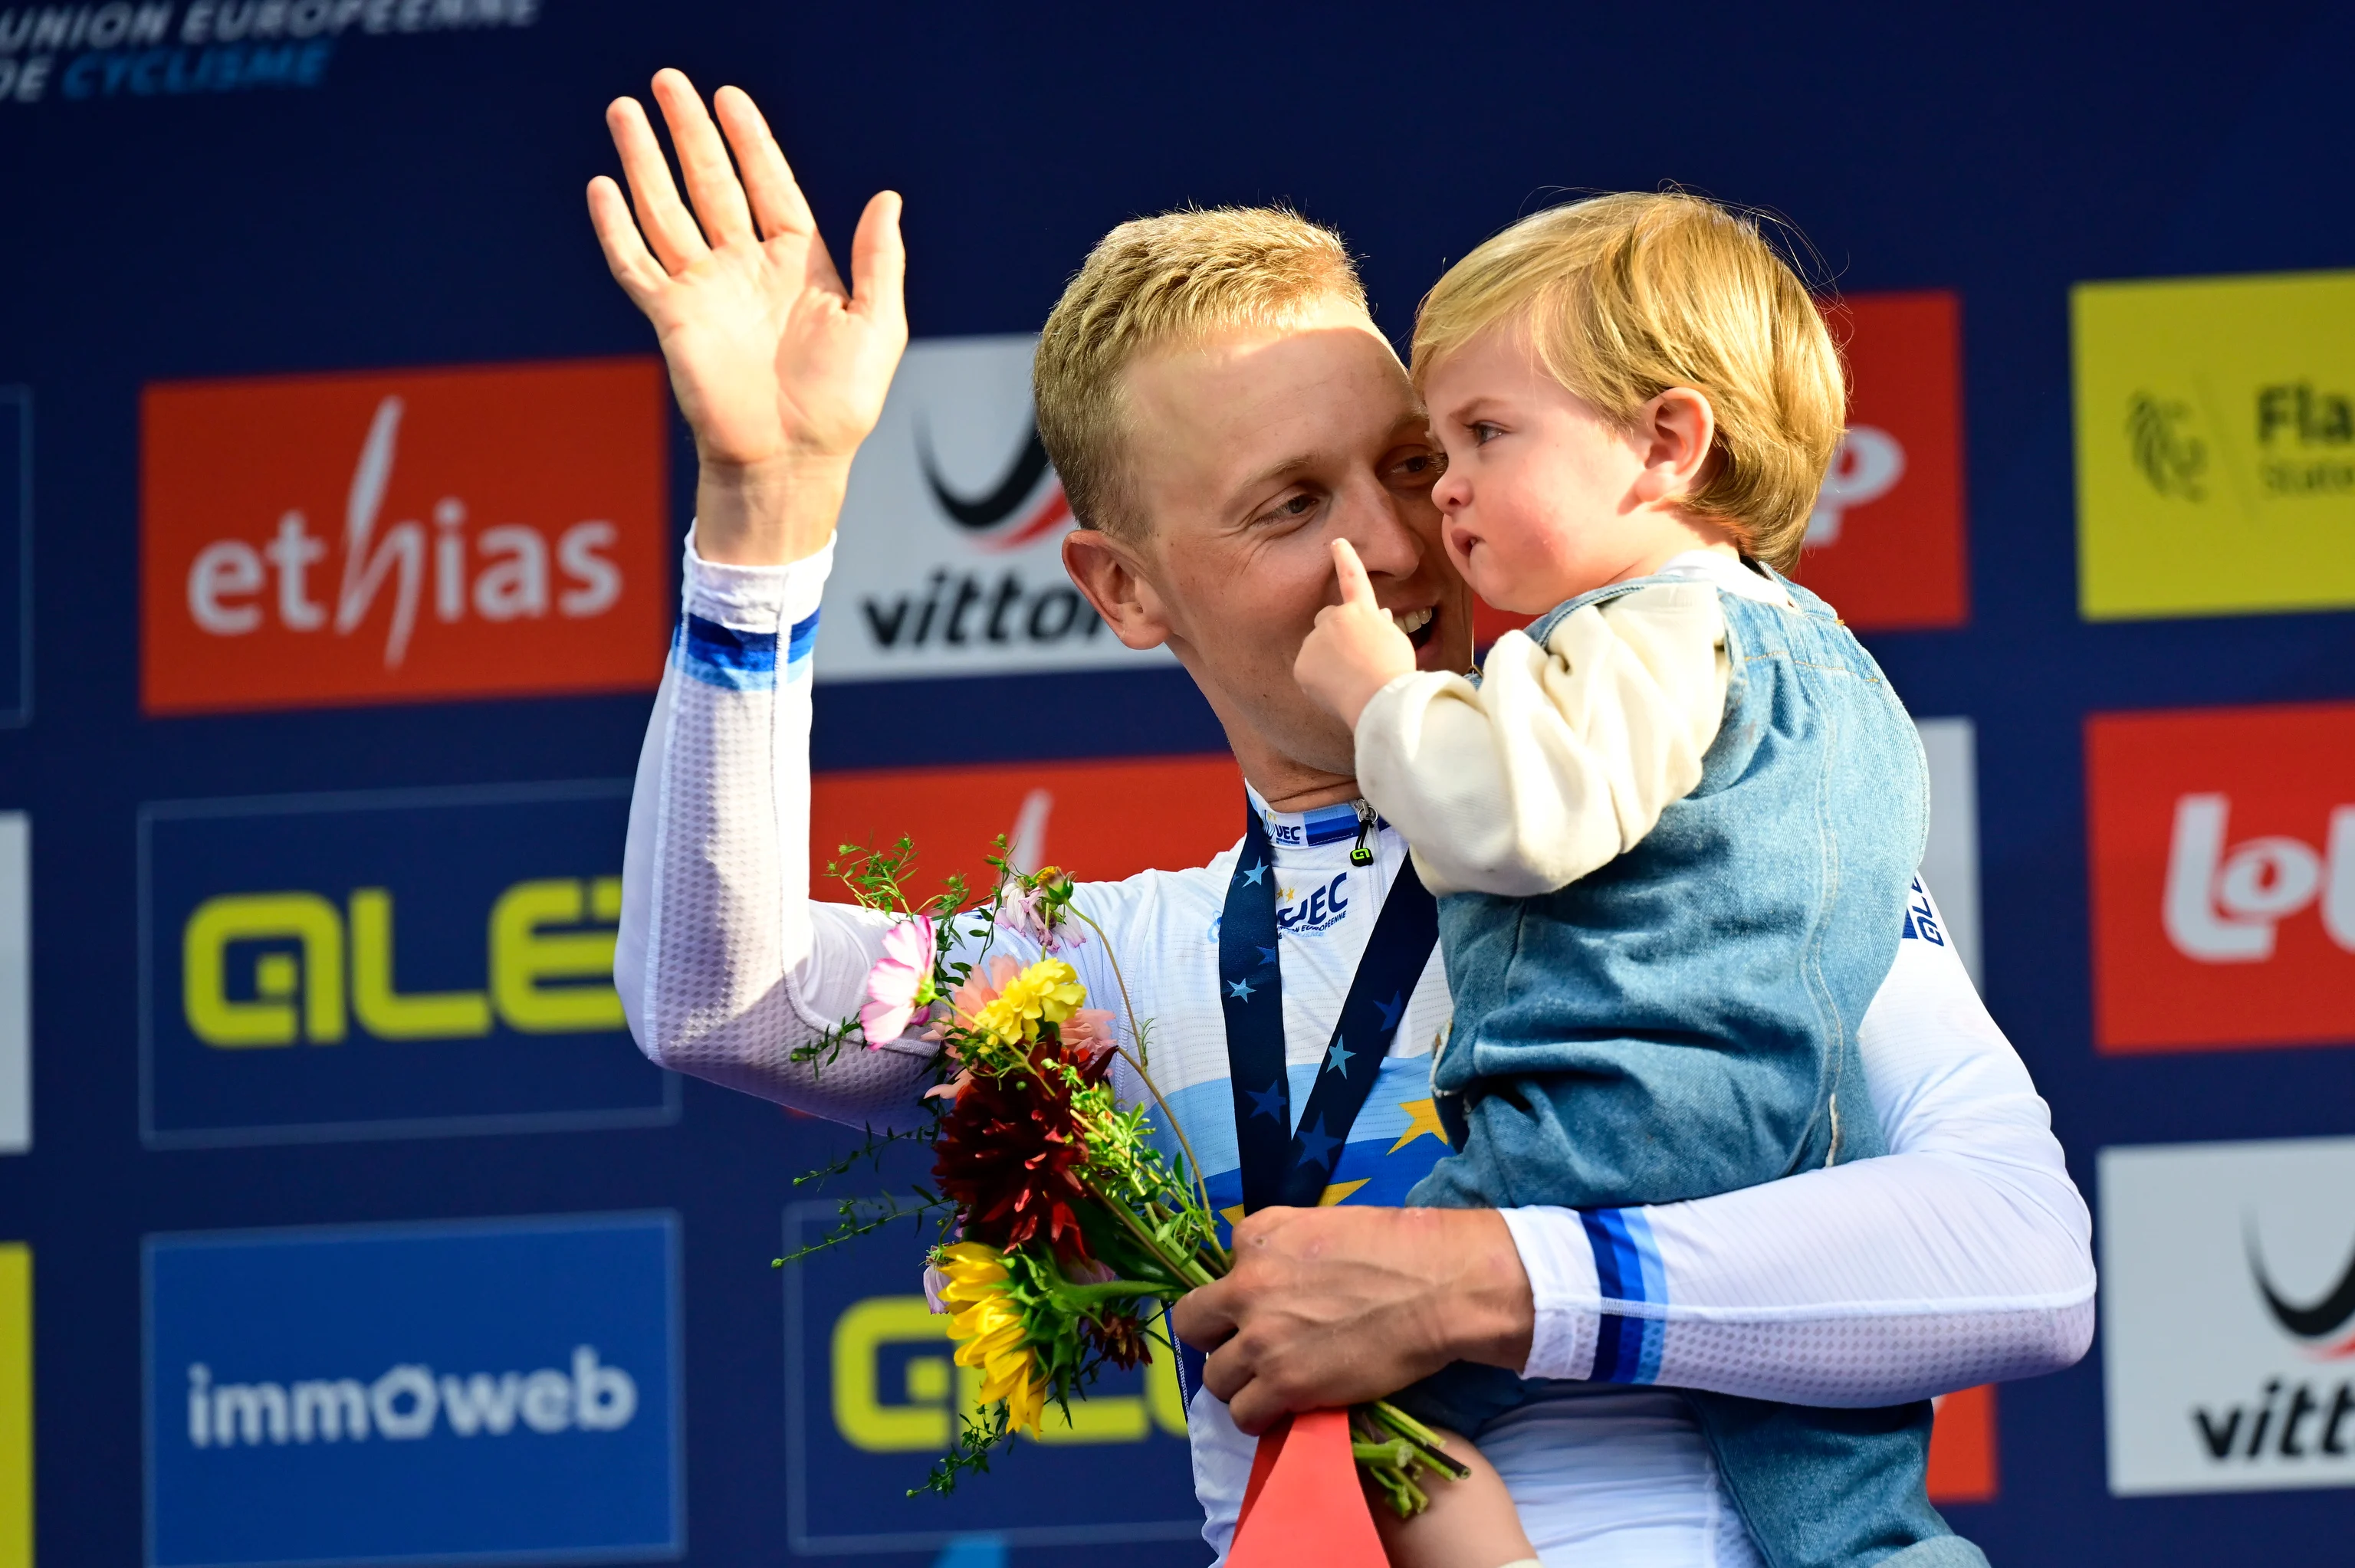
top-left (819, 336), bottom-right (1174, 682)
top-left (2087, 701), bottom-right (2355, 1054)
top-left (2074, 268), bottom-right (2355, 619)
top-left (140, 358), bottom-right (669, 713)
top-left (2102, 1137), bottom-right (2355, 1496)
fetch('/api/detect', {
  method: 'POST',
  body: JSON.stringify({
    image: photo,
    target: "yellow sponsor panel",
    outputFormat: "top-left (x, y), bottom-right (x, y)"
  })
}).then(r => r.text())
top-left (0, 1244), bottom-right (28, 1567)
top-left (2074, 269), bottom-right (2355, 618)
top-left (829, 1294), bottom-right (1185, 1455)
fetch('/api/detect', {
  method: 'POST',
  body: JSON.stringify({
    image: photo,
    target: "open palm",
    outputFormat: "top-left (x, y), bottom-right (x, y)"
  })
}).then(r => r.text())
top-left (588, 71), bottom-right (906, 484)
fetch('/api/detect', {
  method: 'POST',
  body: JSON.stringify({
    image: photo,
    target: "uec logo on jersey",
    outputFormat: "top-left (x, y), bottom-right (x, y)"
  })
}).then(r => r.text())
top-left (146, 1213), bottom-right (680, 1568)
top-left (2088, 701), bottom-right (2355, 1053)
top-left (140, 782), bottom-right (672, 1147)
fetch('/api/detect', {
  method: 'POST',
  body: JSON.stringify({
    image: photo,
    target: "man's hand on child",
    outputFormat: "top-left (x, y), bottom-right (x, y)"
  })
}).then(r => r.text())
top-left (1295, 538), bottom-right (1419, 728)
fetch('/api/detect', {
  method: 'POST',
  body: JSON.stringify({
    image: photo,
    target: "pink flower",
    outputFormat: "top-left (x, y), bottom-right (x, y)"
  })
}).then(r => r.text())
top-left (1000, 882), bottom-right (1086, 954)
top-left (1059, 1006), bottom-right (1117, 1063)
top-left (859, 915), bottom-right (936, 1046)
top-left (921, 1259), bottom-right (951, 1314)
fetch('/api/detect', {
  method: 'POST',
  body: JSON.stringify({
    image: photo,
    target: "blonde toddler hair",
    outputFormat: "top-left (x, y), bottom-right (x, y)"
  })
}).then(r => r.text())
top-left (1035, 206), bottom-right (1367, 538)
top-left (1411, 192), bottom-right (1845, 572)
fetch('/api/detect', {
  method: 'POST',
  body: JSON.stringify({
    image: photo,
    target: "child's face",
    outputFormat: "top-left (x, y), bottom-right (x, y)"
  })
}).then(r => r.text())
top-left (1422, 326), bottom-right (1728, 615)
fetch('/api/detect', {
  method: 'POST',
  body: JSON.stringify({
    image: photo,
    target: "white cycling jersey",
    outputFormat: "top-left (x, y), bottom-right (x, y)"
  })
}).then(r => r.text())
top-left (617, 536), bottom-right (2095, 1566)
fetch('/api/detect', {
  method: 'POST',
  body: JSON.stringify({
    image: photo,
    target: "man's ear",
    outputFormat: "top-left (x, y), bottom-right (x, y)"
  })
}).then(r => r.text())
top-left (1632, 386), bottom-right (1719, 505)
top-left (1063, 526), bottom-right (1173, 651)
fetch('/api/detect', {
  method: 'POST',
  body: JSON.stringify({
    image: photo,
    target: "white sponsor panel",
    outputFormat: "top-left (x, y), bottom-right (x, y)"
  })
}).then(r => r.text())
top-left (2100, 1137), bottom-right (2355, 1496)
top-left (1915, 717), bottom-right (1981, 986)
top-left (817, 335), bottom-right (1175, 684)
top-left (0, 813), bottom-right (23, 1153)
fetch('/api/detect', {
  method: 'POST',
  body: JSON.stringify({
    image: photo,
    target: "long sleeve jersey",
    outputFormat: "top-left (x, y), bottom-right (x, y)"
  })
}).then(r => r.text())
top-left (617, 535), bottom-right (2094, 1564)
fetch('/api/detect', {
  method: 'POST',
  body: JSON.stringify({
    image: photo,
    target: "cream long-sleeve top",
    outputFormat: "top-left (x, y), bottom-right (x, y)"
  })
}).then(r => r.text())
top-left (1357, 551), bottom-right (1779, 899)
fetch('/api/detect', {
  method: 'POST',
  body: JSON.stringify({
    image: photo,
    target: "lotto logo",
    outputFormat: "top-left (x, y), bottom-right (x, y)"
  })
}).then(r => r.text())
top-left (140, 359), bottom-right (668, 713)
top-left (2087, 702), bottom-right (2355, 1053)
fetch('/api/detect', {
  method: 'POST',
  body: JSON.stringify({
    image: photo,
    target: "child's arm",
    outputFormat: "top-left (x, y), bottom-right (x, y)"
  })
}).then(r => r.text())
top-left (1295, 541), bottom-right (1727, 897)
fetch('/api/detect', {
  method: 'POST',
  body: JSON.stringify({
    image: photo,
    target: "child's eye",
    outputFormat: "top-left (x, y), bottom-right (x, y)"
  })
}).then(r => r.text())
top-left (1470, 422), bottom-right (1506, 445)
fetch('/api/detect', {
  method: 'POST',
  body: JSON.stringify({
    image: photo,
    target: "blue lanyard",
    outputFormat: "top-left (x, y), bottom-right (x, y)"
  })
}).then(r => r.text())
top-left (1217, 802), bottom-right (1440, 1213)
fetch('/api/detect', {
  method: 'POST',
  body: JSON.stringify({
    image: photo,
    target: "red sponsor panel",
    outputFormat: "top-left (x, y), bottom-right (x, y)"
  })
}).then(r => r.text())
top-left (810, 754), bottom-right (1246, 900)
top-left (1472, 290), bottom-right (1969, 648)
top-left (142, 358), bottom-right (670, 713)
top-left (1796, 291), bottom-right (1969, 630)
top-left (2087, 702), bottom-right (2355, 1054)
top-left (1926, 1385), bottom-right (1998, 1504)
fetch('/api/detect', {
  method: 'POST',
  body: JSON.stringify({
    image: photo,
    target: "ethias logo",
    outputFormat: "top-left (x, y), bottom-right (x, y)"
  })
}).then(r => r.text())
top-left (2087, 701), bottom-right (2355, 1054)
top-left (141, 358), bottom-right (668, 713)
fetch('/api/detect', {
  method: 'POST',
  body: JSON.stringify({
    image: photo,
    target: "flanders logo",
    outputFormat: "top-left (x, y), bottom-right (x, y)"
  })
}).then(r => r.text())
top-left (140, 782), bottom-right (672, 1148)
top-left (146, 1215), bottom-right (680, 1567)
top-left (2074, 269), bottom-right (2355, 619)
top-left (140, 357), bottom-right (668, 713)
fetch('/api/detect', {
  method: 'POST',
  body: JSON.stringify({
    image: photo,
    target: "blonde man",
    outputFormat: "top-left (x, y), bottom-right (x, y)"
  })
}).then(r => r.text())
top-left (592, 72), bottom-right (2091, 1567)
top-left (1294, 193), bottom-right (1976, 1568)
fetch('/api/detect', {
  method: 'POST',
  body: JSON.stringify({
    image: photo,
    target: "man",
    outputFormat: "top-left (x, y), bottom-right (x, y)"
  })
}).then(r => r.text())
top-left (591, 71), bottom-right (2093, 1564)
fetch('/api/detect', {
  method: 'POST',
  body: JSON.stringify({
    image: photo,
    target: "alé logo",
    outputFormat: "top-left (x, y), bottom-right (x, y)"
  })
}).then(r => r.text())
top-left (141, 358), bottom-right (669, 713)
top-left (2087, 701), bottom-right (2355, 1054)
top-left (821, 336), bottom-right (1172, 682)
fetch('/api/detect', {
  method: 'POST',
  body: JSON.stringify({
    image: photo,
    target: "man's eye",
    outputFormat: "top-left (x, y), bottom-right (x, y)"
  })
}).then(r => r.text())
top-left (1257, 493), bottom-right (1319, 525)
top-left (1391, 451), bottom-right (1445, 482)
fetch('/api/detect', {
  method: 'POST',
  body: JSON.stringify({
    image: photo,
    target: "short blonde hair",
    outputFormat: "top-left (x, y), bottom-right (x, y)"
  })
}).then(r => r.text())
top-left (1411, 192), bottom-right (1844, 572)
top-left (1035, 206), bottom-right (1367, 537)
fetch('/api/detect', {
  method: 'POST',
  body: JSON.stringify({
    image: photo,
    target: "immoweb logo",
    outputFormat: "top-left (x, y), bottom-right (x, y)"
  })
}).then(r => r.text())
top-left (183, 1346), bottom-right (636, 1448)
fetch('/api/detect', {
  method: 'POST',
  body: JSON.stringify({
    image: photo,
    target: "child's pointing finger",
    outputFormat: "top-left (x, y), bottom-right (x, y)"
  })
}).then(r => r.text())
top-left (1331, 537), bottom-right (1380, 610)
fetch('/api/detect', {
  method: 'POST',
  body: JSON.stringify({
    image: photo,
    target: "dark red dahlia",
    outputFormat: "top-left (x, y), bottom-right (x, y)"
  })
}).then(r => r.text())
top-left (1082, 1310), bottom-right (1152, 1371)
top-left (931, 1035), bottom-right (1111, 1265)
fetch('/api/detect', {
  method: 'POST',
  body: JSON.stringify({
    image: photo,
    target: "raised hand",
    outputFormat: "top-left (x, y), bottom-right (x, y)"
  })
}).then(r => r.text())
top-left (587, 70), bottom-right (907, 563)
top-left (1295, 538), bottom-right (1421, 727)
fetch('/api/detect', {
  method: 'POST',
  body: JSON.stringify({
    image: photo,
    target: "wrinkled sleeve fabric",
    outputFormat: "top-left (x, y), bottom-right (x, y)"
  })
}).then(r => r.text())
top-left (1500, 887), bottom-right (2096, 1406)
top-left (614, 530), bottom-right (939, 1130)
top-left (1352, 582), bottom-right (1729, 898)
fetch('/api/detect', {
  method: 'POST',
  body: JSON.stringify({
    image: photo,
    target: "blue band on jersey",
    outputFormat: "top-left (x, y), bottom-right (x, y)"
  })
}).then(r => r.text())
top-left (681, 614), bottom-right (778, 691)
top-left (1582, 1207), bottom-right (1667, 1385)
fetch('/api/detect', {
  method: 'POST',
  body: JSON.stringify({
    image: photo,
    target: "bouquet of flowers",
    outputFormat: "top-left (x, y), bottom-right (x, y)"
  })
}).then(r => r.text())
top-left (782, 837), bottom-right (1467, 1519)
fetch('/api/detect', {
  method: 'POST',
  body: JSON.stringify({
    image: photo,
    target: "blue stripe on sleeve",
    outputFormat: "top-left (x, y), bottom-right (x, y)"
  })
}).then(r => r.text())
top-left (784, 609), bottom-right (819, 680)
top-left (681, 613), bottom-right (779, 691)
top-left (1581, 1207), bottom-right (1667, 1386)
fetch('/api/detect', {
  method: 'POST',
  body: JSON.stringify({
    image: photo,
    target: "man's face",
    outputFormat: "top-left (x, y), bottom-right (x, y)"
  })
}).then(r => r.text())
top-left (1092, 297), bottom-right (1474, 781)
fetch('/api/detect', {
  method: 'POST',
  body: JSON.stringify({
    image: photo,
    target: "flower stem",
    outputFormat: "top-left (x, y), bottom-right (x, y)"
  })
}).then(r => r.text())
top-left (1079, 1173), bottom-right (1217, 1290)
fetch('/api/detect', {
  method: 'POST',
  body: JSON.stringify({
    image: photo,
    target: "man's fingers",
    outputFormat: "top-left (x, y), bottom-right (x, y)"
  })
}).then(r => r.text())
top-left (605, 94), bottom-right (708, 274)
top-left (848, 191), bottom-right (908, 327)
top-left (652, 68), bottom-right (757, 248)
top-left (1168, 1278), bottom-right (1239, 1353)
top-left (585, 176), bottom-right (667, 307)
top-left (714, 84), bottom-right (819, 242)
top-left (1331, 538), bottom-right (1380, 611)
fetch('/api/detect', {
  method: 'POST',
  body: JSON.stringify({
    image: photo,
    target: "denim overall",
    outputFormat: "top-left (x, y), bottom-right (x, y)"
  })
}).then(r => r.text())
top-left (1397, 567), bottom-right (1985, 1568)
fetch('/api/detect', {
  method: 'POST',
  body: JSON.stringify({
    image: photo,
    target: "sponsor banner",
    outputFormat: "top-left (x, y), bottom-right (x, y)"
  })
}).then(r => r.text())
top-left (2100, 1137), bottom-right (2355, 1496)
top-left (139, 781), bottom-right (672, 1148)
top-left (2074, 269), bottom-right (2355, 619)
top-left (0, 1245), bottom-right (25, 1568)
top-left (1798, 290), bottom-right (1969, 631)
top-left (0, 389), bottom-right (25, 727)
top-left (0, 2), bottom-right (540, 110)
top-left (782, 1203), bottom-right (1197, 1552)
top-left (810, 754), bottom-right (1245, 899)
top-left (816, 336), bottom-right (1174, 684)
top-left (141, 359), bottom-right (668, 714)
top-left (144, 1213), bottom-right (681, 1567)
top-left (1914, 717), bottom-right (1982, 987)
top-left (1472, 290), bottom-right (1969, 647)
top-left (2086, 701), bottom-right (2354, 1054)
top-left (0, 815), bottom-right (22, 1155)
top-left (1926, 1385), bottom-right (1996, 1504)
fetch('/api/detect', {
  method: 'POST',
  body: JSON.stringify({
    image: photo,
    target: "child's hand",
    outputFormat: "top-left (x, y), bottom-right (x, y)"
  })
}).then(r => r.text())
top-left (1295, 539), bottom-right (1418, 728)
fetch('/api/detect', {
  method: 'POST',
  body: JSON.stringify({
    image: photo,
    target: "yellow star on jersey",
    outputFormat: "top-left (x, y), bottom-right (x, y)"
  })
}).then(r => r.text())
top-left (1387, 1098), bottom-right (1450, 1155)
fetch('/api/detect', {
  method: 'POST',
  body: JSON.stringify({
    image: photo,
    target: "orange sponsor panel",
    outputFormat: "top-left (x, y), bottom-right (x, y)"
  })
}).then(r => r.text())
top-left (809, 753), bottom-right (1246, 900)
top-left (1926, 1384), bottom-right (1998, 1504)
top-left (141, 357), bottom-right (671, 714)
top-left (2087, 701), bottom-right (2355, 1054)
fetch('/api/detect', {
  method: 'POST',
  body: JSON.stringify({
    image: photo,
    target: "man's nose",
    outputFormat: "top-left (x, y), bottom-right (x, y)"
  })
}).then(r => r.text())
top-left (1332, 479), bottom-right (1426, 581)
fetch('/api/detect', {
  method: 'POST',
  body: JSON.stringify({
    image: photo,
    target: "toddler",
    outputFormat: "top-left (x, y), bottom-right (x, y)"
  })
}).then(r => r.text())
top-left (1295, 193), bottom-right (1981, 1568)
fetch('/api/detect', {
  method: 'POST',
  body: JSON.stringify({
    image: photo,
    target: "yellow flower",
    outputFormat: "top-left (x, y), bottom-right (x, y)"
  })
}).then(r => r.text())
top-left (937, 1242), bottom-right (1049, 1434)
top-left (971, 959), bottom-right (1087, 1047)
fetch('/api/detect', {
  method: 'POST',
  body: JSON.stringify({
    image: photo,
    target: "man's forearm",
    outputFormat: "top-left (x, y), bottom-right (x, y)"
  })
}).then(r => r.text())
top-left (691, 453), bottom-right (852, 567)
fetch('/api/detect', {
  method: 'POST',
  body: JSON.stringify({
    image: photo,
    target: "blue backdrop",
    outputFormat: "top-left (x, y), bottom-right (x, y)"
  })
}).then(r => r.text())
top-left (2, 2), bottom-right (2353, 1563)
